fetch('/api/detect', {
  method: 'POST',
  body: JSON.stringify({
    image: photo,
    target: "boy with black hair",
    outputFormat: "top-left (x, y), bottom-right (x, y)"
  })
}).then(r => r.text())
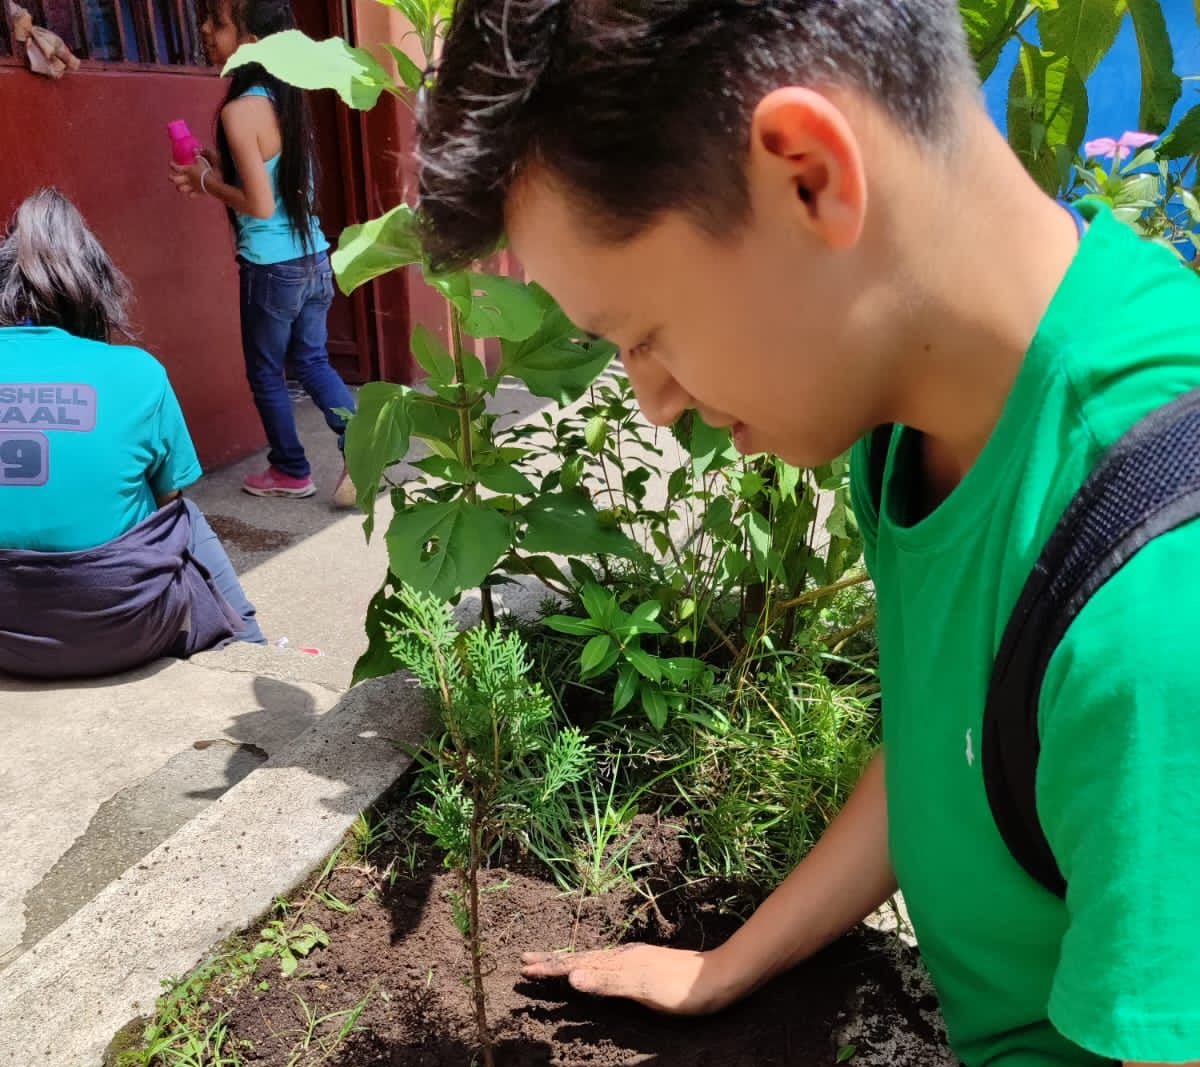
top-left (416, 3), bottom-right (1200, 1064)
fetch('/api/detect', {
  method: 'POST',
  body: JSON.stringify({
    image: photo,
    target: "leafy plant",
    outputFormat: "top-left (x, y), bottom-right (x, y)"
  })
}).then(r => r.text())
top-left (1069, 132), bottom-right (1200, 264)
top-left (387, 584), bottom-right (592, 1067)
top-left (276, 991), bottom-right (371, 1067)
top-left (114, 955), bottom-right (252, 1067)
top-left (250, 920), bottom-right (331, 977)
top-left (518, 372), bottom-right (869, 731)
top-left (545, 583), bottom-right (711, 730)
top-left (958, 0), bottom-right (1185, 197)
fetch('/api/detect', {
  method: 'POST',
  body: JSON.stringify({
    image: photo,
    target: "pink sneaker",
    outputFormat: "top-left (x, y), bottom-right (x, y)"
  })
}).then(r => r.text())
top-left (241, 465), bottom-right (316, 498)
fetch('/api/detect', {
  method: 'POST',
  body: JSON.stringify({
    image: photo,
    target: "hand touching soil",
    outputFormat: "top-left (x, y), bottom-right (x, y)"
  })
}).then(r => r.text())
top-left (521, 943), bottom-right (734, 1015)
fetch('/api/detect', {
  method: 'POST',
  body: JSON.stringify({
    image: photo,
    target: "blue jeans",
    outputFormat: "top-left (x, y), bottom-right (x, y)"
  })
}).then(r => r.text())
top-left (238, 251), bottom-right (356, 479)
top-left (184, 499), bottom-right (266, 645)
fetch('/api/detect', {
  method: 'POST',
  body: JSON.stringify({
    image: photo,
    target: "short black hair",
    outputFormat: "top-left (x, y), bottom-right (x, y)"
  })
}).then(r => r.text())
top-left (417, 0), bottom-right (977, 271)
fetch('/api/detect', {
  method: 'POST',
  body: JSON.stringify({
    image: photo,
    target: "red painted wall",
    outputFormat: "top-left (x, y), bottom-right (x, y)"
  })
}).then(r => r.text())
top-left (0, 62), bottom-right (265, 469)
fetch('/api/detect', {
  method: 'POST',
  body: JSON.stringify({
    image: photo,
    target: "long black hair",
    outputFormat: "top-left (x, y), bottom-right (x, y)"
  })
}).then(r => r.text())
top-left (208, 0), bottom-right (321, 254)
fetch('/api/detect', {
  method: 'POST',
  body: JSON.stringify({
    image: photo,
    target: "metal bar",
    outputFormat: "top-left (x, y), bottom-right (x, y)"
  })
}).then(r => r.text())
top-left (111, 0), bottom-right (134, 61)
top-left (0, 0), bottom-right (12, 56)
top-left (69, 0), bottom-right (87, 58)
top-left (141, 0), bottom-right (157, 63)
top-left (170, 0), bottom-right (185, 62)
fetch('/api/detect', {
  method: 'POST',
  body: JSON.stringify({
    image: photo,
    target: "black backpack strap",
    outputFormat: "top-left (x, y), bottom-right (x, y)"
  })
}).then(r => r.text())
top-left (867, 423), bottom-right (895, 514)
top-left (983, 387), bottom-right (1200, 898)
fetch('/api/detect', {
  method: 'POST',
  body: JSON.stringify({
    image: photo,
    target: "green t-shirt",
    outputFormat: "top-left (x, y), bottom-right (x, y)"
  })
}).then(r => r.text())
top-left (850, 204), bottom-right (1200, 1066)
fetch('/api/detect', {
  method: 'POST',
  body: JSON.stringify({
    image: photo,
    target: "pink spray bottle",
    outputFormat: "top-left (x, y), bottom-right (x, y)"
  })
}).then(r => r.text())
top-left (167, 119), bottom-right (203, 165)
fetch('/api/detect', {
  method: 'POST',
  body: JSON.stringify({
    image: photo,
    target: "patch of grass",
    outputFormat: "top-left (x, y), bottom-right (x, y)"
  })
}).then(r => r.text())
top-left (273, 991), bottom-right (371, 1067)
top-left (676, 653), bottom-right (878, 896)
top-left (346, 809), bottom-right (393, 864)
top-left (112, 952), bottom-right (253, 1067)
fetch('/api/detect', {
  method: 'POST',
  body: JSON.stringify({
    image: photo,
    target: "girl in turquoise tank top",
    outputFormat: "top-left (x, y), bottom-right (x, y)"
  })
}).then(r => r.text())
top-left (170, 0), bottom-right (357, 507)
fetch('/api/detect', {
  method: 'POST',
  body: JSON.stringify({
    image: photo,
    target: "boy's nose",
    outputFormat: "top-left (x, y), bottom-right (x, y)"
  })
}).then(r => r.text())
top-left (623, 355), bottom-right (691, 428)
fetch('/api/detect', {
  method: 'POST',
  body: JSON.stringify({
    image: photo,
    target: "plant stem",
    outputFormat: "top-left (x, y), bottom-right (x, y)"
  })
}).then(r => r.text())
top-left (827, 610), bottom-right (877, 653)
top-left (466, 794), bottom-right (494, 1067)
top-left (767, 570), bottom-right (870, 625)
top-left (450, 310), bottom-right (497, 629)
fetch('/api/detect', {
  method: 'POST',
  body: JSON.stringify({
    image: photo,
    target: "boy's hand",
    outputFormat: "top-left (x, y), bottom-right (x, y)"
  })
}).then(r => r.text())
top-left (520, 943), bottom-right (737, 1015)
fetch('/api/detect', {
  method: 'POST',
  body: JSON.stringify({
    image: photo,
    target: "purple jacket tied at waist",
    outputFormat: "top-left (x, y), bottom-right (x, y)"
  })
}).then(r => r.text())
top-left (0, 498), bottom-right (241, 679)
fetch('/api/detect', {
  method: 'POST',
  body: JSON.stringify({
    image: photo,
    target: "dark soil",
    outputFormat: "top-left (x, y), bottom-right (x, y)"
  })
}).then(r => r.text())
top-left (206, 514), bottom-right (297, 553)
top-left (196, 817), bottom-right (952, 1067)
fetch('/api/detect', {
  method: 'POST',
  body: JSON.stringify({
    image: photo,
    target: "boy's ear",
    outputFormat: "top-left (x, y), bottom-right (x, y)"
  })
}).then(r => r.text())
top-left (749, 87), bottom-right (867, 251)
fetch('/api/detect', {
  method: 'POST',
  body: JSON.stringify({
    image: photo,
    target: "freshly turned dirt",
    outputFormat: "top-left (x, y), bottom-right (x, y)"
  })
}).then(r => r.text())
top-left (202, 818), bottom-right (954, 1066)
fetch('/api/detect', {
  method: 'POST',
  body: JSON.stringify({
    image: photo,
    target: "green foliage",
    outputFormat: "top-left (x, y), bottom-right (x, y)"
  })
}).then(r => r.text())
top-left (1008, 44), bottom-right (1090, 194)
top-left (958, 0), bottom-right (1186, 195)
top-left (1127, 0), bottom-right (1182, 132)
top-left (678, 655), bottom-right (878, 891)
top-left (515, 372), bottom-right (866, 732)
top-left (546, 584), bottom-right (712, 730)
top-left (331, 204), bottom-right (424, 295)
top-left (249, 921), bottom-right (331, 977)
top-left (564, 773), bottom-right (648, 896)
top-left (277, 991), bottom-right (371, 1067)
top-left (1037, 0), bottom-right (1125, 81)
top-left (375, 0), bottom-right (452, 61)
top-left (223, 30), bottom-right (396, 109)
top-left (115, 955), bottom-right (252, 1067)
top-left (392, 586), bottom-right (593, 869)
top-left (1070, 139), bottom-right (1200, 262)
top-left (387, 585), bottom-right (593, 1064)
top-left (962, 0), bottom-right (1026, 81)
top-left (498, 284), bottom-right (617, 402)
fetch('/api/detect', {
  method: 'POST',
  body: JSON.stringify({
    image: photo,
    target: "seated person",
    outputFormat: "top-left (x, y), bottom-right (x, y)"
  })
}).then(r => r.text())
top-left (0, 187), bottom-right (265, 679)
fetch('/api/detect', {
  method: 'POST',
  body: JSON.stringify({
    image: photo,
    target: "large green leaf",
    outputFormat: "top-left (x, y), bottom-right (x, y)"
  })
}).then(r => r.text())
top-left (475, 463), bottom-right (537, 495)
top-left (1008, 44), bottom-right (1090, 193)
top-left (224, 31), bottom-right (394, 109)
top-left (331, 205), bottom-right (423, 295)
top-left (520, 491), bottom-right (641, 558)
top-left (1127, 0), bottom-right (1182, 132)
top-left (1157, 103), bottom-right (1200, 158)
top-left (343, 382), bottom-right (411, 538)
top-left (744, 511), bottom-right (773, 582)
top-left (352, 579), bottom-right (402, 684)
top-left (680, 414), bottom-right (738, 477)
top-left (381, 44), bottom-right (424, 91)
top-left (407, 395), bottom-right (463, 456)
top-left (960, 0), bottom-right (1025, 80)
top-left (384, 498), bottom-right (512, 600)
top-left (427, 271), bottom-right (545, 342)
top-left (1038, 0), bottom-right (1127, 80)
top-left (499, 285), bottom-right (617, 403)
top-left (410, 324), bottom-right (456, 386)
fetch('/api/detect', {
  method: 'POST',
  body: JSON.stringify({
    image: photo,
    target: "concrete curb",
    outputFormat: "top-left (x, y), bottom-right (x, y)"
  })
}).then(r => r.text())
top-left (0, 672), bottom-right (428, 1067)
top-left (189, 640), bottom-right (352, 693)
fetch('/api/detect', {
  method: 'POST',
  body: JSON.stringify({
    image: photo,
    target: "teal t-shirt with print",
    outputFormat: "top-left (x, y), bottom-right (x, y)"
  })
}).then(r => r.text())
top-left (850, 204), bottom-right (1200, 1066)
top-left (0, 326), bottom-right (202, 552)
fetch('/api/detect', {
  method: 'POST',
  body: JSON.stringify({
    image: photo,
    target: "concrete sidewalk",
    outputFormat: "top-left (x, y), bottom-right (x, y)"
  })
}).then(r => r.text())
top-left (0, 402), bottom-right (421, 1065)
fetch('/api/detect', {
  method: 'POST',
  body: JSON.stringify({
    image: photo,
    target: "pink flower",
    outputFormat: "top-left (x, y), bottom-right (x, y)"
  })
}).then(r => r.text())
top-left (1083, 131), bottom-right (1158, 161)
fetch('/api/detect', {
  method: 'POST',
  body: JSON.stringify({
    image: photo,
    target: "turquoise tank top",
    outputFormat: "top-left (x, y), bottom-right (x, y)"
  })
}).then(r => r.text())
top-left (233, 85), bottom-right (329, 265)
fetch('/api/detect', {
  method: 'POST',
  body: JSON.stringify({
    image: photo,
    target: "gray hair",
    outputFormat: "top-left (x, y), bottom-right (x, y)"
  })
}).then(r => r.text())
top-left (0, 188), bottom-right (132, 341)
